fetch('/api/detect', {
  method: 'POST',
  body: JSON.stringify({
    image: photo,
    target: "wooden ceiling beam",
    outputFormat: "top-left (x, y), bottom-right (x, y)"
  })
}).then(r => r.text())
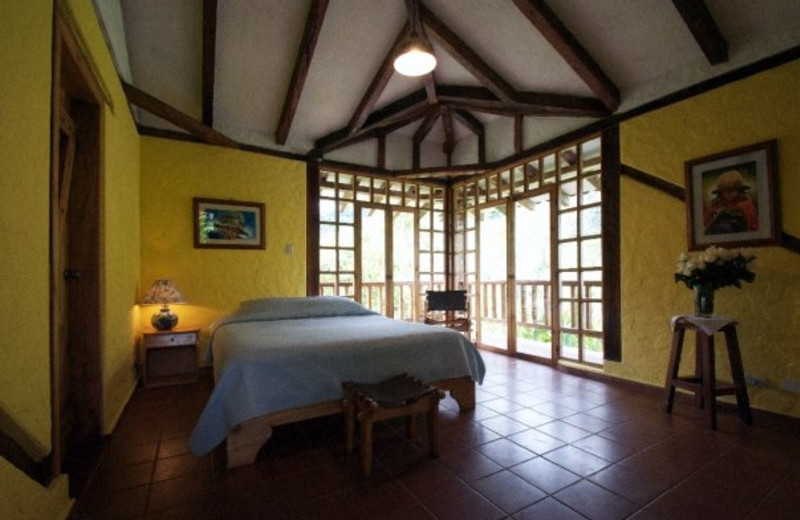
top-left (276, 0), bottom-right (330, 145)
top-left (122, 82), bottom-right (239, 148)
top-left (514, 114), bottom-right (524, 153)
top-left (313, 89), bottom-right (431, 155)
top-left (419, 3), bottom-right (518, 103)
top-left (423, 72), bottom-right (439, 104)
top-left (347, 23), bottom-right (411, 134)
top-left (412, 108), bottom-right (440, 169)
top-left (510, 0), bottom-right (620, 111)
top-left (414, 107), bottom-right (441, 145)
top-left (671, 0), bottom-right (728, 64)
top-left (452, 109), bottom-right (483, 137)
top-left (201, 0), bottom-right (217, 127)
top-left (442, 107), bottom-right (455, 156)
top-left (437, 85), bottom-right (608, 117)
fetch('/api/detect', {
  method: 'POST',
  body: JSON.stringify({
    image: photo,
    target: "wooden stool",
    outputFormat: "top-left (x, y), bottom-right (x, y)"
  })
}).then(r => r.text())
top-left (664, 315), bottom-right (752, 429)
top-left (342, 374), bottom-right (444, 476)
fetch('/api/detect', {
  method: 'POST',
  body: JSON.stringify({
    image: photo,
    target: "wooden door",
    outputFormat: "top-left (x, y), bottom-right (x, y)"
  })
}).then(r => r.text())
top-left (50, 13), bottom-right (104, 484)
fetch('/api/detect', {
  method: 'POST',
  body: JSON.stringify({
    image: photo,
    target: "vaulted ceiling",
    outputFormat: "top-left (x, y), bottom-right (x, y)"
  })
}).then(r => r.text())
top-left (98, 0), bottom-right (800, 176)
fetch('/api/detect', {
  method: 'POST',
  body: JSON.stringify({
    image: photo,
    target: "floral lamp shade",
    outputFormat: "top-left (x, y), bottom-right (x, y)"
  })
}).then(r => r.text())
top-left (141, 279), bottom-right (188, 331)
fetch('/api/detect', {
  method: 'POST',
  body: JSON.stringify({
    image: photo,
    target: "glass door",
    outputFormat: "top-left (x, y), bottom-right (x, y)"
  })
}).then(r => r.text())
top-left (358, 205), bottom-right (387, 314)
top-left (514, 191), bottom-right (554, 360)
top-left (477, 204), bottom-right (508, 349)
top-left (392, 209), bottom-right (417, 320)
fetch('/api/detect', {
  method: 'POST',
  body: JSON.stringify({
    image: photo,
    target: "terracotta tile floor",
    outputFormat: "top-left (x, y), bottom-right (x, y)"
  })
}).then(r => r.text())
top-left (70, 351), bottom-right (800, 520)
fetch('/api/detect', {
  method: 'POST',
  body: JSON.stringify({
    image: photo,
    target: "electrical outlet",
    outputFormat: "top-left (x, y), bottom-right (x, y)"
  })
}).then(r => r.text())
top-left (780, 379), bottom-right (800, 394)
top-left (284, 243), bottom-right (293, 256)
top-left (745, 375), bottom-right (767, 388)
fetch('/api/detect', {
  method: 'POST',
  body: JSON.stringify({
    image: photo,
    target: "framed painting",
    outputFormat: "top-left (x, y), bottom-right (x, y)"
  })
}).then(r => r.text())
top-left (685, 140), bottom-right (779, 249)
top-left (193, 198), bottom-right (265, 249)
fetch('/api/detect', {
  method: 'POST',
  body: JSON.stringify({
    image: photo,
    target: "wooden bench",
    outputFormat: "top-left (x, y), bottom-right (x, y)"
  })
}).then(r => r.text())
top-left (342, 374), bottom-right (444, 476)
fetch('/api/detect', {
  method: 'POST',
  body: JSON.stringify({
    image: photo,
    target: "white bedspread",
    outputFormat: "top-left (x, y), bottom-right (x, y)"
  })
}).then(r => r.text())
top-left (189, 297), bottom-right (485, 456)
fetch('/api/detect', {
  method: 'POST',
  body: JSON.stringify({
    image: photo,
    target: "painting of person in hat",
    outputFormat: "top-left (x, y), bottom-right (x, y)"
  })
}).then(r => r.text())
top-left (703, 167), bottom-right (758, 235)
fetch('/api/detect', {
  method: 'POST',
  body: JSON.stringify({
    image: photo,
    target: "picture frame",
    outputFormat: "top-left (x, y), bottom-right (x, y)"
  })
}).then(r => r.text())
top-left (193, 197), bottom-right (265, 249)
top-left (685, 140), bottom-right (779, 249)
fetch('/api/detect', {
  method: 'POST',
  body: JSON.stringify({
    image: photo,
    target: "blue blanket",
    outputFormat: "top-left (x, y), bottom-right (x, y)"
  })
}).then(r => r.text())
top-left (189, 297), bottom-right (485, 455)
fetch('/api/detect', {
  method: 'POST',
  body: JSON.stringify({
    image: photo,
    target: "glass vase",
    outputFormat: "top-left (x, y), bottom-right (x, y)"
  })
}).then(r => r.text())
top-left (693, 284), bottom-right (715, 316)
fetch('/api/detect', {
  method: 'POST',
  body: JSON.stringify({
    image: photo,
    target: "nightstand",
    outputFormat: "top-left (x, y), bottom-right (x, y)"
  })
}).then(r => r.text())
top-left (141, 329), bottom-right (200, 387)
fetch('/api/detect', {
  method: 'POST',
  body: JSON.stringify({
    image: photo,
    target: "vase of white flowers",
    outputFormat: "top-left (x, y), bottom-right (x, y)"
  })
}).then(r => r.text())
top-left (674, 246), bottom-right (756, 315)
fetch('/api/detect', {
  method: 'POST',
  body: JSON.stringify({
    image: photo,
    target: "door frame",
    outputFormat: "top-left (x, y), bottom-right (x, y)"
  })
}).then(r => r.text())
top-left (50, 9), bottom-right (105, 477)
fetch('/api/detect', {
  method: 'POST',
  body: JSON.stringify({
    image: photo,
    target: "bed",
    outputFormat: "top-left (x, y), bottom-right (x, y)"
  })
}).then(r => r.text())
top-left (189, 296), bottom-right (486, 468)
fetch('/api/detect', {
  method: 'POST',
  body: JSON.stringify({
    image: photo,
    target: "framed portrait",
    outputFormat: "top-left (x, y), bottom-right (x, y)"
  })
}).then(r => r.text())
top-left (685, 140), bottom-right (779, 249)
top-left (193, 198), bottom-right (265, 249)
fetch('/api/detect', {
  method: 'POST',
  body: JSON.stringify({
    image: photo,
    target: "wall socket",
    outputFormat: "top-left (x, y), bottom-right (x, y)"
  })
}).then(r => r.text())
top-left (780, 379), bottom-right (800, 394)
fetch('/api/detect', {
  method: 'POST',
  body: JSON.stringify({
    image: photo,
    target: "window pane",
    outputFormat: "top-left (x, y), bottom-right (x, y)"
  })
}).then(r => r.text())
top-left (582, 174), bottom-right (602, 204)
top-left (559, 211), bottom-right (577, 240)
top-left (373, 179), bottom-right (386, 201)
top-left (339, 224), bottom-right (354, 248)
top-left (405, 184), bottom-right (417, 207)
top-left (418, 210), bottom-right (431, 230)
top-left (466, 230), bottom-right (476, 250)
top-left (320, 224), bottom-right (336, 247)
top-left (356, 177), bottom-right (370, 201)
top-left (433, 188), bottom-right (445, 210)
top-left (583, 270), bottom-right (602, 299)
top-left (465, 183), bottom-right (476, 208)
top-left (558, 241), bottom-right (577, 269)
top-left (527, 160), bottom-right (540, 190)
top-left (320, 199), bottom-right (336, 222)
top-left (559, 146), bottom-right (578, 180)
top-left (338, 274), bottom-right (355, 297)
top-left (419, 231), bottom-right (431, 252)
top-left (433, 253), bottom-right (445, 273)
top-left (433, 211), bottom-right (445, 231)
top-left (389, 182), bottom-right (402, 205)
top-left (581, 238), bottom-right (602, 268)
top-left (339, 202), bottom-right (354, 224)
top-left (339, 249), bottom-right (355, 271)
top-left (500, 170), bottom-right (511, 198)
top-left (320, 248), bottom-right (336, 271)
top-left (581, 137), bottom-right (602, 174)
top-left (477, 178), bottom-right (488, 205)
top-left (560, 302), bottom-right (577, 328)
top-left (584, 335), bottom-right (604, 364)
top-left (466, 209), bottom-right (475, 229)
top-left (560, 332), bottom-right (579, 360)
top-left (542, 154), bottom-right (556, 184)
top-left (584, 301), bottom-right (603, 331)
top-left (580, 206), bottom-right (601, 236)
top-left (433, 231), bottom-right (445, 252)
top-left (512, 166), bottom-right (525, 193)
top-left (338, 174), bottom-right (353, 200)
top-left (559, 181), bottom-right (578, 209)
top-left (488, 175), bottom-right (499, 201)
top-left (559, 271), bottom-right (578, 299)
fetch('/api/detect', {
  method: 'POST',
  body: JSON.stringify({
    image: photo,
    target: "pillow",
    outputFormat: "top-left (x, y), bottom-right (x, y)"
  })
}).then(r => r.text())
top-left (233, 296), bottom-right (376, 321)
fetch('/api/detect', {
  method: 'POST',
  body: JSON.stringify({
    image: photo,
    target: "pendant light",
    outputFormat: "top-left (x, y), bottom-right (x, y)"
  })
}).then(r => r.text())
top-left (393, 0), bottom-right (437, 77)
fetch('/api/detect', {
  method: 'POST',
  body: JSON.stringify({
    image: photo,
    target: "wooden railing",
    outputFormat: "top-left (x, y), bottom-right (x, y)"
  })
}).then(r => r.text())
top-left (320, 279), bottom-right (601, 330)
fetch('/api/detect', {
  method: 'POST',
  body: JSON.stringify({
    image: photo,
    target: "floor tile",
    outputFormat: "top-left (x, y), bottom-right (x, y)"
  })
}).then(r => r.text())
top-left (70, 350), bottom-right (800, 520)
top-left (471, 470), bottom-right (547, 514)
top-left (555, 480), bottom-right (639, 520)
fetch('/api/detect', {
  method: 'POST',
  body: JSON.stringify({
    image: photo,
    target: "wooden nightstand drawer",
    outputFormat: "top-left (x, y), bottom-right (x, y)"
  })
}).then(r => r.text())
top-left (144, 331), bottom-right (198, 348)
top-left (141, 329), bottom-right (200, 387)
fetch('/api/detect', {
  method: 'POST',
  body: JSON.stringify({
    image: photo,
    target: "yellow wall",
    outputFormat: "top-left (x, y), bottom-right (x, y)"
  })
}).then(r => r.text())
top-left (613, 59), bottom-right (800, 418)
top-left (140, 138), bottom-right (307, 340)
top-left (0, 1), bottom-right (140, 518)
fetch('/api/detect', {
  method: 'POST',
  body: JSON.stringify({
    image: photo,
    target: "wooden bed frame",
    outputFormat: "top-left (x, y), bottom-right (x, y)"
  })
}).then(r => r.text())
top-left (221, 375), bottom-right (476, 469)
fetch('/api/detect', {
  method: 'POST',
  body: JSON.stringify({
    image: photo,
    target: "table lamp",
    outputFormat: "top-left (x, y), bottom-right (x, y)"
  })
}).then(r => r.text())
top-left (142, 279), bottom-right (187, 331)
